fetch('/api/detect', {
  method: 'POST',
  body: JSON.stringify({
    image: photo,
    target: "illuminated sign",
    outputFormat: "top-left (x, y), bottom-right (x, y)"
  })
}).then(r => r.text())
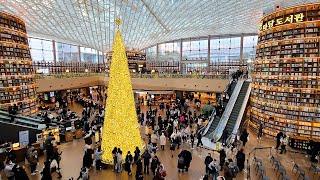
top-left (259, 13), bottom-right (305, 31)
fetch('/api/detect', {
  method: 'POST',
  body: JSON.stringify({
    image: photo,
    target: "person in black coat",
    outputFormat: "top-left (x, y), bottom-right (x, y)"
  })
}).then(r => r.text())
top-left (196, 132), bottom-right (203, 147)
top-left (134, 147), bottom-right (141, 164)
top-left (12, 164), bottom-right (29, 180)
top-left (240, 129), bottom-right (249, 147)
top-left (41, 161), bottom-right (52, 180)
top-left (151, 156), bottom-right (160, 175)
top-left (219, 148), bottom-right (227, 169)
top-left (221, 129), bottom-right (229, 145)
top-left (181, 150), bottom-right (192, 172)
top-left (125, 151), bottom-right (133, 175)
top-left (236, 148), bottom-right (245, 171)
top-left (276, 131), bottom-right (283, 150)
top-left (142, 150), bottom-right (151, 174)
top-left (204, 153), bottom-right (213, 174)
top-left (135, 158), bottom-right (143, 180)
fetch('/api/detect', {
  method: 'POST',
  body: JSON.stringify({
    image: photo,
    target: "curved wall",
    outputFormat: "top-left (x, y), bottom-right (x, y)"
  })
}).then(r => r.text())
top-left (250, 3), bottom-right (320, 146)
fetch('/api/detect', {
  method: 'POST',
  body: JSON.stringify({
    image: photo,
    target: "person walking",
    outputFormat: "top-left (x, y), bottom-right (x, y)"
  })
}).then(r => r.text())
top-left (204, 153), bottom-right (213, 174)
top-left (124, 151), bottom-right (133, 175)
top-left (190, 131), bottom-right (195, 149)
top-left (236, 148), bottom-right (245, 171)
top-left (41, 161), bottom-right (52, 180)
top-left (142, 150), bottom-right (151, 174)
top-left (197, 131), bottom-right (203, 147)
top-left (240, 129), bottom-right (249, 147)
top-left (208, 159), bottom-right (220, 180)
top-left (160, 133), bottom-right (166, 150)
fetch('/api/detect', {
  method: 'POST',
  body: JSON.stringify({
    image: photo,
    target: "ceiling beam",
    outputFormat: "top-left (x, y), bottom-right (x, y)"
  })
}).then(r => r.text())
top-left (140, 0), bottom-right (169, 32)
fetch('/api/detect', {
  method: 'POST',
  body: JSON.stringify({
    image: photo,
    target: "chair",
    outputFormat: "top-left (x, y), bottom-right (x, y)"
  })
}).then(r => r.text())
top-left (254, 157), bottom-right (263, 165)
top-left (281, 175), bottom-right (290, 180)
top-left (293, 163), bottom-right (300, 172)
top-left (257, 165), bottom-right (265, 178)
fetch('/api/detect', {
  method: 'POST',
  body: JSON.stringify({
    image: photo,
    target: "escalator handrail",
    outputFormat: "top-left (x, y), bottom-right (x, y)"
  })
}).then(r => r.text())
top-left (229, 81), bottom-right (251, 144)
top-left (202, 109), bottom-right (216, 135)
top-left (210, 80), bottom-right (244, 142)
top-left (0, 110), bottom-right (45, 130)
top-left (202, 79), bottom-right (234, 136)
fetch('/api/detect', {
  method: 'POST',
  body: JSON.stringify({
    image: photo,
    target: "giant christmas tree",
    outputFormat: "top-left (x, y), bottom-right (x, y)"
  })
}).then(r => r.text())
top-left (101, 19), bottom-right (144, 163)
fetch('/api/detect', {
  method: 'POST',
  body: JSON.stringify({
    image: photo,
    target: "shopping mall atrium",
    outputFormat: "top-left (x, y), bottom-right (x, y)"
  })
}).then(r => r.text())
top-left (0, 0), bottom-right (320, 180)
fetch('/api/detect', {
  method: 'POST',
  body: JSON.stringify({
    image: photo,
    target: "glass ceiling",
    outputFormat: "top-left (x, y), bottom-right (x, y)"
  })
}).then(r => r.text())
top-left (0, 0), bottom-right (317, 52)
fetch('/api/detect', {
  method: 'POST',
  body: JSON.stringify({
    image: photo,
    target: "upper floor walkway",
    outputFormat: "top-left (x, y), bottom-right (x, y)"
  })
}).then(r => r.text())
top-left (35, 73), bottom-right (229, 93)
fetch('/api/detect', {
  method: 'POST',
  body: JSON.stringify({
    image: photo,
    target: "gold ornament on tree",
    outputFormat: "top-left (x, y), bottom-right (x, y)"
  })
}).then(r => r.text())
top-left (101, 18), bottom-right (144, 163)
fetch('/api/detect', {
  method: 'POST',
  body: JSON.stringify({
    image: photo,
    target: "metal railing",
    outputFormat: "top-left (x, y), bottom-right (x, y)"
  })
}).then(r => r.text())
top-left (34, 72), bottom-right (229, 79)
top-left (209, 80), bottom-right (244, 142)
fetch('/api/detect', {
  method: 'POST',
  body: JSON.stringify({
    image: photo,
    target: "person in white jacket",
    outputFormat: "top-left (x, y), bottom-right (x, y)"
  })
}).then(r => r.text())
top-left (160, 133), bottom-right (166, 150)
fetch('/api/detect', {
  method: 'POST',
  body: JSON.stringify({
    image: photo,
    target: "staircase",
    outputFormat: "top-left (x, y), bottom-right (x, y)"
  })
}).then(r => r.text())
top-left (224, 81), bottom-right (250, 134)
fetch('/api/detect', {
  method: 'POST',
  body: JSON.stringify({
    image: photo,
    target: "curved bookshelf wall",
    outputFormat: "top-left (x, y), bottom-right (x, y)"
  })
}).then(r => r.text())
top-left (250, 3), bottom-right (320, 149)
top-left (0, 12), bottom-right (37, 115)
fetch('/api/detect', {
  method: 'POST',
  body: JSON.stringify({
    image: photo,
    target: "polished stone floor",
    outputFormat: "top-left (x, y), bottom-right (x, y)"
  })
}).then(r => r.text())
top-left (1, 102), bottom-right (319, 180)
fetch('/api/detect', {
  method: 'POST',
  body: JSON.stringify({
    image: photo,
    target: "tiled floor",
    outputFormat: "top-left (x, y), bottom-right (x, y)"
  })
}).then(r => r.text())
top-left (1, 102), bottom-right (319, 180)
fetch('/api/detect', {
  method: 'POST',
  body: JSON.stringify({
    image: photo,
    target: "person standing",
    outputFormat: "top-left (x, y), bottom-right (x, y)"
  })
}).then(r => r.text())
top-left (221, 129), bottom-right (229, 146)
top-left (133, 147), bottom-right (141, 164)
top-left (4, 159), bottom-right (15, 180)
top-left (276, 131), bottom-right (283, 150)
top-left (94, 146), bottom-right (103, 171)
top-left (236, 148), bottom-right (245, 171)
top-left (280, 134), bottom-right (288, 154)
top-left (142, 150), bottom-right (151, 174)
top-left (219, 148), bottom-right (227, 169)
top-left (151, 155), bottom-right (160, 175)
top-left (116, 149), bottom-right (123, 173)
top-left (112, 147), bottom-right (118, 172)
top-left (29, 149), bottom-right (38, 175)
top-left (257, 123), bottom-right (264, 140)
top-left (125, 151), bottom-right (133, 175)
top-left (160, 133), bottom-right (166, 150)
top-left (240, 129), bottom-right (249, 147)
top-left (151, 133), bottom-right (158, 148)
top-left (204, 153), bottom-right (213, 174)
top-left (190, 131), bottom-right (195, 149)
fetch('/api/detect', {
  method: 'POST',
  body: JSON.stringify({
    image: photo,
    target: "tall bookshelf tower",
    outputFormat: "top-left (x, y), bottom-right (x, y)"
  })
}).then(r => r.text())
top-left (0, 12), bottom-right (37, 115)
top-left (250, 3), bottom-right (320, 149)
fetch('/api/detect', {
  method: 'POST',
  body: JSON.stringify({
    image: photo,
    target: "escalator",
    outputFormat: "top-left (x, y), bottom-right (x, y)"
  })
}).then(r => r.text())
top-left (0, 110), bottom-right (46, 130)
top-left (202, 80), bottom-right (238, 139)
top-left (211, 80), bottom-right (251, 143)
top-left (224, 81), bottom-right (250, 134)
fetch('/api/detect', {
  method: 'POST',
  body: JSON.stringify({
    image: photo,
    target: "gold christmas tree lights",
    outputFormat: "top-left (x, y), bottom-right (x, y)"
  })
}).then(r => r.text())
top-left (101, 19), bottom-right (144, 163)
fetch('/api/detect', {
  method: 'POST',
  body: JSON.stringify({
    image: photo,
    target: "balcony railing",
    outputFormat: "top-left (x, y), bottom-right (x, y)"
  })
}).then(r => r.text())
top-left (34, 72), bottom-right (229, 79)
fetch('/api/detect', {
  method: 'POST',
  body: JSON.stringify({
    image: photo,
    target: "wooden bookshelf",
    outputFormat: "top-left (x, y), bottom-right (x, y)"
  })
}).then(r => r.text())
top-left (209, 61), bottom-right (247, 76)
top-left (32, 61), bottom-right (105, 74)
top-left (251, 3), bottom-right (320, 149)
top-left (106, 50), bottom-right (146, 72)
top-left (147, 61), bottom-right (180, 73)
top-left (0, 12), bottom-right (37, 115)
